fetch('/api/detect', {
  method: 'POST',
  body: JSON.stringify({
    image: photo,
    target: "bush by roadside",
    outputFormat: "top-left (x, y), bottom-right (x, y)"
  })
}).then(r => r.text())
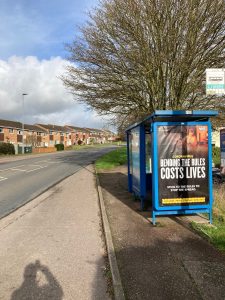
top-left (0, 142), bottom-right (15, 155)
top-left (213, 146), bottom-right (220, 167)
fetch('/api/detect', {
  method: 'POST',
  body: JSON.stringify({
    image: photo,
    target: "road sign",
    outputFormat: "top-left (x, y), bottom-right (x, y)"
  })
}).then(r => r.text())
top-left (206, 68), bottom-right (225, 95)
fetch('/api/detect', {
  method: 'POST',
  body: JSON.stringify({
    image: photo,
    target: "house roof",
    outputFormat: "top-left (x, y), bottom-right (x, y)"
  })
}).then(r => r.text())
top-left (24, 124), bottom-right (46, 132)
top-left (84, 127), bottom-right (104, 134)
top-left (36, 124), bottom-right (68, 133)
top-left (65, 125), bottom-right (89, 133)
top-left (0, 119), bottom-right (22, 129)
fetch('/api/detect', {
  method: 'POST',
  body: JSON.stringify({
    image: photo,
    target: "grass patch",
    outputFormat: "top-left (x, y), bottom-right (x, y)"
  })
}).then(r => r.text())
top-left (191, 220), bottom-right (225, 252)
top-left (95, 147), bottom-right (127, 170)
top-left (192, 185), bottom-right (225, 252)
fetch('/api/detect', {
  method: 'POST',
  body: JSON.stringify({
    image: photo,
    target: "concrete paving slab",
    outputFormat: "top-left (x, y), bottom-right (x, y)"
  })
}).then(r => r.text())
top-left (0, 165), bottom-right (110, 300)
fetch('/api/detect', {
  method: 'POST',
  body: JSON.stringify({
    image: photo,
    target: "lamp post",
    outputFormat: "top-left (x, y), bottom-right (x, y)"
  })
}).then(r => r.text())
top-left (22, 93), bottom-right (28, 154)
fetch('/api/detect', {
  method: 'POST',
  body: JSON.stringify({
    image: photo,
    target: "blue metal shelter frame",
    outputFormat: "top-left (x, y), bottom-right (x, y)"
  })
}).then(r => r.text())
top-left (126, 110), bottom-right (218, 225)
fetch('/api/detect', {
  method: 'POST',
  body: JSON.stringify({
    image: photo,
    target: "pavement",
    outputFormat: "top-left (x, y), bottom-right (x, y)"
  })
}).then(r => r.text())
top-left (98, 166), bottom-right (225, 300)
top-left (0, 164), bottom-right (110, 300)
top-left (1, 160), bottom-right (225, 300)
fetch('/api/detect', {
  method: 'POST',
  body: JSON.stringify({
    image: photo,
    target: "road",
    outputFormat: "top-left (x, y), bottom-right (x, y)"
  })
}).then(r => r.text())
top-left (0, 146), bottom-right (116, 219)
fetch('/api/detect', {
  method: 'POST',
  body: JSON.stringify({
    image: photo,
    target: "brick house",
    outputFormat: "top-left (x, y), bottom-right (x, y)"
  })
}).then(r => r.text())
top-left (35, 124), bottom-right (72, 147)
top-left (24, 124), bottom-right (47, 147)
top-left (65, 125), bottom-right (90, 145)
top-left (102, 129), bottom-right (117, 142)
top-left (0, 119), bottom-right (23, 145)
top-left (84, 128), bottom-right (106, 144)
top-left (0, 118), bottom-right (117, 149)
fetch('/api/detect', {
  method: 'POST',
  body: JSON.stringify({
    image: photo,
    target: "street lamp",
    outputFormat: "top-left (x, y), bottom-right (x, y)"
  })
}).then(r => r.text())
top-left (22, 93), bottom-right (28, 154)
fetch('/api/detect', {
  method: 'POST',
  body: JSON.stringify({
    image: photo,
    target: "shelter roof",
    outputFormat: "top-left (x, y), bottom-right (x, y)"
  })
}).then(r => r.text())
top-left (126, 110), bottom-right (218, 132)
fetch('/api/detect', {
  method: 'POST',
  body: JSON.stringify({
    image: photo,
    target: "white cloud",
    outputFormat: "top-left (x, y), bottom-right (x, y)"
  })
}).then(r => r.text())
top-left (0, 56), bottom-right (111, 130)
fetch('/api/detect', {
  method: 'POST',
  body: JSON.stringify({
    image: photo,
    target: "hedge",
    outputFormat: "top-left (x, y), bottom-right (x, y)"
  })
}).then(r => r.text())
top-left (0, 142), bottom-right (15, 155)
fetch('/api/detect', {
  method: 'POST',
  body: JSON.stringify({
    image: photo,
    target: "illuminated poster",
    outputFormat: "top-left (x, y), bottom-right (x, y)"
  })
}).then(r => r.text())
top-left (157, 125), bottom-right (209, 206)
top-left (131, 128), bottom-right (140, 191)
top-left (220, 129), bottom-right (225, 174)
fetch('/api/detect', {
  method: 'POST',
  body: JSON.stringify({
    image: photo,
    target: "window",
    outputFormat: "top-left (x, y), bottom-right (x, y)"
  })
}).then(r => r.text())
top-left (9, 128), bottom-right (14, 133)
top-left (0, 127), bottom-right (3, 133)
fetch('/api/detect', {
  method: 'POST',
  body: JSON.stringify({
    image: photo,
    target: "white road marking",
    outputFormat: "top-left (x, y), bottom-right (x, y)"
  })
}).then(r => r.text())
top-left (0, 176), bottom-right (7, 182)
top-left (0, 165), bottom-right (25, 172)
top-left (0, 161), bottom-right (52, 177)
top-left (37, 160), bottom-right (59, 164)
top-left (10, 168), bottom-right (27, 172)
top-left (28, 164), bottom-right (46, 168)
top-left (26, 166), bottom-right (47, 173)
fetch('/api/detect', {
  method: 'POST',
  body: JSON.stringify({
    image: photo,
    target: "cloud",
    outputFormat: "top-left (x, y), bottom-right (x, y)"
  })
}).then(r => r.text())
top-left (0, 56), bottom-right (111, 129)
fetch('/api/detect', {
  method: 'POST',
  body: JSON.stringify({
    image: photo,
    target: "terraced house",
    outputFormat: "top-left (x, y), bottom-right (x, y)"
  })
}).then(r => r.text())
top-left (65, 125), bottom-right (90, 145)
top-left (0, 118), bottom-right (117, 152)
top-left (24, 124), bottom-right (47, 147)
top-left (0, 120), bottom-right (23, 145)
top-left (35, 124), bottom-right (72, 147)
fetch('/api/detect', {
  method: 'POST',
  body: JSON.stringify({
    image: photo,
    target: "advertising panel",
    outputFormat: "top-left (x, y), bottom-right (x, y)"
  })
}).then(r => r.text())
top-left (131, 128), bottom-right (140, 192)
top-left (220, 129), bottom-right (225, 173)
top-left (157, 125), bottom-right (209, 206)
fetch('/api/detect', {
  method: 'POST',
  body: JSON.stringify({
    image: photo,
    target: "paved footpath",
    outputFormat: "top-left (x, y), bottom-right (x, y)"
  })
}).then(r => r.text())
top-left (0, 165), bottom-right (110, 300)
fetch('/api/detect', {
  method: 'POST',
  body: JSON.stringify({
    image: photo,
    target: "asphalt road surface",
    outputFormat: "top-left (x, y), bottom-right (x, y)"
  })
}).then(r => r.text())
top-left (0, 146), bottom-right (117, 219)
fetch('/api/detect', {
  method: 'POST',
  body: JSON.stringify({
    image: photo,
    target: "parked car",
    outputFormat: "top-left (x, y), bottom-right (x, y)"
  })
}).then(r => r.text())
top-left (212, 168), bottom-right (225, 184)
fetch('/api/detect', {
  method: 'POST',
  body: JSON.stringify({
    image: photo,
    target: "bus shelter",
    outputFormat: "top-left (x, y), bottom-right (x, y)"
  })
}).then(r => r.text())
top-left (126, 110), bottom-right (218, 225)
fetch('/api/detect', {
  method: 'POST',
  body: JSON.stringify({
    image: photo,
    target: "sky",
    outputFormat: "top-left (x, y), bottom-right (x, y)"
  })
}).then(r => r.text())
top-left (0, 0), bottom-right (113, 130)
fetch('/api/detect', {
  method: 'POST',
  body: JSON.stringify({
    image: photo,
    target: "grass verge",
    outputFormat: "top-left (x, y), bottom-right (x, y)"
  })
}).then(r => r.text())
top-left (95, 147), bottom-right (127, 170)
top-left (66, 143), bottom-right (120, 151)
top-left (191, 185), bottom-right (225, 252)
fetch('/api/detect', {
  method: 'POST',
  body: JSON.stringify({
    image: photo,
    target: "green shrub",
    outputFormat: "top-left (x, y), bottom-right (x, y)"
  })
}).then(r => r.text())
top-left (0, 142), bottom-right (15, 155)
top-left (212, 146), bottom-right (220, 167)
top-left (55, 144), bottom-right (64, 151)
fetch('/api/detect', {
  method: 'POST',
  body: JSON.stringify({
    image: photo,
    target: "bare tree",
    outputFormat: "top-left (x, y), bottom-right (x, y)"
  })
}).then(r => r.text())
top-left (25, 135), bottom-right (38, 147)
top-left (63, 0), bottom-right (225, 127)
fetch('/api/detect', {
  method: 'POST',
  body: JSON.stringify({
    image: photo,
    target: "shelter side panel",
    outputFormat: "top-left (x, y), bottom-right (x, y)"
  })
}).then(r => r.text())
top-left (131, 128), bottom-right (141, 192)
top-left (157, 125), bottom-right (209, 206)
top-left (220, 129), bottom-right (225, 173)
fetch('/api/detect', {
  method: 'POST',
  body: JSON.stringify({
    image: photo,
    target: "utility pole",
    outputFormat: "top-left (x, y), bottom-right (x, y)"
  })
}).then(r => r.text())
top-left (22, 93), bottom-right (28, 154)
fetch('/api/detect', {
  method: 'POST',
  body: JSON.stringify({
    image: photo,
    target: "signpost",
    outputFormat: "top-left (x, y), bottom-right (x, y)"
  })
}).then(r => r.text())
top-left (206, 69), bottom-right (225, 95)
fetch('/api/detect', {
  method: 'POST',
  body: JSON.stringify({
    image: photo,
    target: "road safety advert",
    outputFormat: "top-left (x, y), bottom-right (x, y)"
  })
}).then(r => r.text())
top-left (157, 125), bottom-right (209, 206)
